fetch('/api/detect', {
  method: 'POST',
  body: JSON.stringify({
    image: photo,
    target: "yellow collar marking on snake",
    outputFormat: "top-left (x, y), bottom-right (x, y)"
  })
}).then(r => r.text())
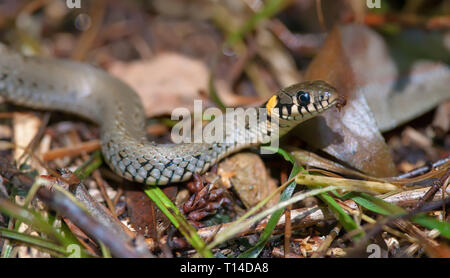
top-left (265, 95), bottom-right (278, 117)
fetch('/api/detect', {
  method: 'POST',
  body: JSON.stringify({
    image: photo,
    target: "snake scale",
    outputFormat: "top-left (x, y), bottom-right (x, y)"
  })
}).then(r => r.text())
top-left (0, 44), bottom-right (342, 185)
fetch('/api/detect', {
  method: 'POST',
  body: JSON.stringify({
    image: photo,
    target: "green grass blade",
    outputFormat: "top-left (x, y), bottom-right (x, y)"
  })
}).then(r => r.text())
top-left (239, 146), bottom-right (301, 258)
top-left (0, 227), bottom-right (67, 256)
top-left (317, 193), bottom-right (358, 233)
top-left (343, 192), bottom-right (406, 216)
top-left (0, 198), bottom-right (66, 244)
top-left (74, 150), bottom-right (103, 180)
top-left (227, 0), bottom-right (288, 45)
top-left (144, 186), bottom-right (214, 258)
top-left (412, 214), bottom-right (450, 238)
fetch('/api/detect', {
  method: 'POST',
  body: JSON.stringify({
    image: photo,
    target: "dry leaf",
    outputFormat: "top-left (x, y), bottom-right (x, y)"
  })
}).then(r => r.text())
top-left (125, 184), bottom-right (177, 238)
top-left (108, 52), bottom-right (244, 117)
top-left (218, 153), bottom-right (279, 209)
top-left (297, 24), bottom-right (398, 177)
top-left (109, 53), bottom-right (210, 117)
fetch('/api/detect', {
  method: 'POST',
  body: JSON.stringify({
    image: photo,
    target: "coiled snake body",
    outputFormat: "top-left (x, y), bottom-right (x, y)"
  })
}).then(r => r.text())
top-left (0, 44), bottom-right (341, 185)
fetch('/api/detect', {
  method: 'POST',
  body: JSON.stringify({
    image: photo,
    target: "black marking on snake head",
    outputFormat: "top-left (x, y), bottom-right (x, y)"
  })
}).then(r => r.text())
top-left (284, 105), bottom-right (292, 116)
top-left (313, 103), bottom-right (319, 112)
top-left (304, 105), bottom-right (311, 114)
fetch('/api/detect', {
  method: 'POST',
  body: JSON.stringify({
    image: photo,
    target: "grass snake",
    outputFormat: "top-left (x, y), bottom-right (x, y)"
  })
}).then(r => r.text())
top-left (0, 44), bottom-right (343, 185)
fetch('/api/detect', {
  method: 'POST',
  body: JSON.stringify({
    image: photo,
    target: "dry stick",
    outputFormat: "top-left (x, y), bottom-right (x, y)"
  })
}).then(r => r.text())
top-left (71, 0), bottom-right (107, 61)
top-left (71, 178), bottom-right (135, 241)
top-left (195, 186), bottom-right (450, 242)
top-left (413, 169), bottom-right (450, 210)
top-left (92, 170), bottom-right (117, 218)
top-left (394, 156), bottom-right (450, 180)
top-left (43, 187), bottom-right (151, 258)
top-left (0, 157), bottom-right (152, 258)
top-left (66, 130), bottom-right (117, 218)
top-left (112, 187), bottom-right (123, 206)
top-left (284, 206), bottom-right (291, 258)
top-left (394, 220), bottom-right (442, 258)
top-left (17, 112), bottom-right (50, 165)
top-left (293, 151), bottom-right (449, 185)
top-left (346, 197), bottom-right (450, 257)
top-left (281, 170), bottom-right (291, 258)
top-left (41, 140), bottom-right (101, 161)
top-left (405, 229), bottom-right (440, 257)
top-left (311, 224), bottom-right (341, 258)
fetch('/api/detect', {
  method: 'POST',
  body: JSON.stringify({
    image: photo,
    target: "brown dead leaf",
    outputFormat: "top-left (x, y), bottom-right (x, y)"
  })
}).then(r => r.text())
top-left (125, 183), bottom-right (177, 238)
top-left (217, 153), bottom-right (279, 209)
top-left (109, 53), bottom-right (210, 117)
top-left (297, 24), bottom-right (397, 177)
top-left (108, 53), bottom-right (250, 117)
top-left (339, 27), bottom-right (450, 133)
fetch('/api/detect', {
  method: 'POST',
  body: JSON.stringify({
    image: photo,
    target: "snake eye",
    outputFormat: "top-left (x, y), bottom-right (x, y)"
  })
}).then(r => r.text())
top-left (297, 91), bottom-right (310, 106)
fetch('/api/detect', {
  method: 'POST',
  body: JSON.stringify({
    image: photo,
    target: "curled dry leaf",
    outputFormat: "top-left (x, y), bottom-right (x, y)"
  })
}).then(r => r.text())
top-left (296, 24), bottom-right (398, 177)
top-left (217, 152), bottom-right (279, 210)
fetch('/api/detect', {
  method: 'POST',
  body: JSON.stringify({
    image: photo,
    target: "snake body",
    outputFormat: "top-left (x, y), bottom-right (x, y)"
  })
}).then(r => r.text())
top-left (0, 44), bottom-right (341, 185)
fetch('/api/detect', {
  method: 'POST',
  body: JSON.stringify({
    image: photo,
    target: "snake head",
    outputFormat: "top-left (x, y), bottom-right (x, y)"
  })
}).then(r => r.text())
top-left (265, 80), bottom-right (343, 121)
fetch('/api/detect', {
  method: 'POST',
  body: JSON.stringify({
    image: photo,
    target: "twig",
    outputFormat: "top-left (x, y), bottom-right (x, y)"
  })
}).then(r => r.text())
top-left (195, 186), bottom-right (449, 243)
top-left (394, 156), bottom-right (450, 180)
top-left (17, 112), bottom-right (50, 165)
top-left (71, 0), bottom-right (107, 61)
top-left (41, 140), bottom-right (101, 161)
top-left (283, 206), bottom-right (291, 258)
top-left (281, 171), bottom-right (291, 258)
top-left (346, 197), bottom-right (450, 257)
top-left (0, 157), bottom-right (152, 258)
top-left (311, 224), bottom-right (341, 258)
top-left (413, 169), bottom-right (450, 210)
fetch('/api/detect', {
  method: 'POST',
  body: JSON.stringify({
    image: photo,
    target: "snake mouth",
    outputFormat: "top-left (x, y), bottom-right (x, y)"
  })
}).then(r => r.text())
top-left (334, 95), bottom-right (347, 111)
